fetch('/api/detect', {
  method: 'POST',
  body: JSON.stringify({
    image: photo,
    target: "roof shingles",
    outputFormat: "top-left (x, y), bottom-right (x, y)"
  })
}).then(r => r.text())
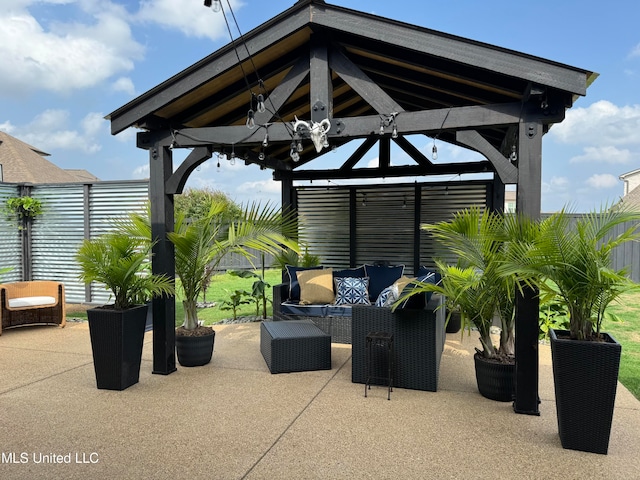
top-left (0, 131), bottom-right (96, 184)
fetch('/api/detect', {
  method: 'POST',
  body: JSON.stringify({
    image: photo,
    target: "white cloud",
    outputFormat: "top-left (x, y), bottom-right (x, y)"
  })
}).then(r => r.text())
top-left (550, 176), bottom-right (569, 187)
top-left (630, 43), bottom-right (640, 58)
top-left (132, 163), bottom-right (149, 178)
top-left (136, 0), bottom-right (241, 41)
top-left (0, 121), bottom-right (16, 133)
top-left (111, 77), bottom-right (135, 95)
top-left (0, 1), bottom-right (144, 95)
top-left (542, 176), bottom-right (569, 194)
top-left (14, 109), bottom-right (102, 154)
top-left (569, 146), bottom-right (633, 164)
top-left (586, 174), bottom-right (619, 189)
top-left (550, 100), bottom-right (640, 146)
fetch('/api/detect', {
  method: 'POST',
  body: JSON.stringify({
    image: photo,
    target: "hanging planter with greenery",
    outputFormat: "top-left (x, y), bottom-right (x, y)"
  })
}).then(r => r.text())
top-left (4, 196), bottom-right (43, 223)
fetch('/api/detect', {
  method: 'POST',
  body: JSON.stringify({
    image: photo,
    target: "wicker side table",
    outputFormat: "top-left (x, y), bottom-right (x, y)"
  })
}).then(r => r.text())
top-left (260, 320), bottom-right (332, 374)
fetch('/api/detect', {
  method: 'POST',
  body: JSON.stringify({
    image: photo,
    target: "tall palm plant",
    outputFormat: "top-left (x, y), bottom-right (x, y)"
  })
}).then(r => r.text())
top-left (500, 206), bottom-right (640, 340)
top-left (168, 200), bottom-right (298, 331)
top-left (397, 207), bottom-right (516, 360)
top-left (430, 207), bottom-right (516, 359)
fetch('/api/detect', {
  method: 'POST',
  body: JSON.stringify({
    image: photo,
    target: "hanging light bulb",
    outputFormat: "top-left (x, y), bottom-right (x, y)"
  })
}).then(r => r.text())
top-left (262, 131), bottom-right (269, 148)
top-left (205, 0), bottom-right (222, 13)
top-left (392, 122), bottom-right (398, 139)
top-left (432, 143), bottom-right (438, 161)
top-left (259, 151), bottom-right (265, 161)
top-left (256, 94), bottom-right (266, 113)
top-left (509, 145), bottom-right (518, 163)
top-left (246, 109), bottom-right (255, 129)
top-left (230, 156), bottom-right (235, 166)
top-left (290, 141), bottom-right (300, 162)
top-left (216, 159), bottom-right (221, 172)
top-left (379, 121), bottom-right (385, 136)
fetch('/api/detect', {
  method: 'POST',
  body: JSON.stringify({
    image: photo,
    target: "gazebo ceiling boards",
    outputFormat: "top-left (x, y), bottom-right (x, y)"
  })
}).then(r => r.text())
top-left (106, 0), bottom-right (596, 414)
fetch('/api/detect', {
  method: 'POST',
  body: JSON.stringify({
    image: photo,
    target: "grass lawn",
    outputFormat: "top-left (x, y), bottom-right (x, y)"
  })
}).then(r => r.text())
top-left (605, 290), bottom-right (640, 401)
top-left (174, 269), bottom-right (283, 327)
top-left (66, 269), bottom-right (285, 326)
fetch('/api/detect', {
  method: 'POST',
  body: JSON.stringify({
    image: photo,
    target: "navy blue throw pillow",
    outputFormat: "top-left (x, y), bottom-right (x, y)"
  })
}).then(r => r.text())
top-left (333, 266), bottom-right (366, 279)
top-left (364, 264), bottom-right (404, 301)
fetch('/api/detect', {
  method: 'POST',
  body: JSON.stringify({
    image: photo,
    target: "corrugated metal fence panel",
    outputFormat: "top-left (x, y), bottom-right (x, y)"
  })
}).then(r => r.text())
top-left (420, 183), bottom-right (489, 269)
top-left (215, 248), bottom-right (276, 271)
top-left (88, 182), bottom-right (149, 304)
top-left (30, 185), bottom-right (86, 302)
top-left (0, 184), bottom-right (23, 282)
top-left (297, 188), bottom-right (351, 268)
top-left (542, 214), bottom-right (640, 284)
top-left (89, 182), bottom-right (149, 237)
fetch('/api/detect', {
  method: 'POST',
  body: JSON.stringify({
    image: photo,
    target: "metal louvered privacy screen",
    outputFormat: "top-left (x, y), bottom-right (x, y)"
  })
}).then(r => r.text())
top-left (0, 181), bottom-right (149, 303)
top-left (296, 182), bottom-right (490, 275)
top-left (0, 184), bottom-right (23, 283)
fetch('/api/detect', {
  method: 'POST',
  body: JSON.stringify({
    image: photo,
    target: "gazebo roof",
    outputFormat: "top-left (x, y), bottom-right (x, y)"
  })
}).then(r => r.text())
top-left (107, 0), bottom-right (595, 180)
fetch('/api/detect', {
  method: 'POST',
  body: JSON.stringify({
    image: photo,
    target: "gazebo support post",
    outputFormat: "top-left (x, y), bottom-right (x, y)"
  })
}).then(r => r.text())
top-left (513, 117), bottom-right (542, 415)
top-left (148, 141), bottom-right (177, 376)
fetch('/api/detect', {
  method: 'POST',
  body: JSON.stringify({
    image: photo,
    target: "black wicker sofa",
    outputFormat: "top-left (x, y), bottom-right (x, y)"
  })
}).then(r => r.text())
top-left (271, 264), bottom-right (446, 391)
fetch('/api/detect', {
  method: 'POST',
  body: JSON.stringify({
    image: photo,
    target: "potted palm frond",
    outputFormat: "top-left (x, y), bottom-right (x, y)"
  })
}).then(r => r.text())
top-left (501, 206), bottom-right (640, 454)
top-left (397, 207), bottom-right (517, 401)
top-left (77, 232), bottom-right (174, 390)
top-left (167, 200), bottom-right (298, 367)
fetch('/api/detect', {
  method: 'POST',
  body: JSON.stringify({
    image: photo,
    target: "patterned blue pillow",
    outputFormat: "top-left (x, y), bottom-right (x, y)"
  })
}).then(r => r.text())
top-left (375, 285), bottom-right (398, 307)
top-left (334, 277), bottom-right (371, 305)
top-left (376, 285), bottom-right (393, 307)
top-left (396, 273), bottom-right (437, 310)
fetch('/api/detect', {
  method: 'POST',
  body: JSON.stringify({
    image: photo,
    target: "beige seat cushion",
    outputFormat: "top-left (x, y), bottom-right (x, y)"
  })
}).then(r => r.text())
top-left (298, 268), bottom-right (335, 304)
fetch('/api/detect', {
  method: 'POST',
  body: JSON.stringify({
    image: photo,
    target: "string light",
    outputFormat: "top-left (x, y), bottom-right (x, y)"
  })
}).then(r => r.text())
top-left (290, 141), bottom-right (300, 162)
top-left (246, 109), bottom-right (255, 129)
top-left (256, 94), bottom-right (266, 113)
top-left (203, 0), bottom-right (221, 13)
top-left (509, 145), bottom-right (518, 163)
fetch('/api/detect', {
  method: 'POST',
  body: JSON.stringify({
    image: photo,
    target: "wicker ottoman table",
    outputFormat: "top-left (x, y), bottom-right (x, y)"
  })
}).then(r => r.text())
top-left (260, 320), bottom-right (331, 374)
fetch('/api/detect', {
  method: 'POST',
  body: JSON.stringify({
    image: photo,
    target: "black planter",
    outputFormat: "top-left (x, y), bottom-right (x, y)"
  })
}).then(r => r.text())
top-left (176, 330), bottom-right (215, 367)
top-left (474, 353), bottom-right (515, 402)
top-left (550, 329), bottom-right (621, 454)
top-left (87, 304), bottom-right (148, 391)
top-left (446, 310), bottom-right (461, 334)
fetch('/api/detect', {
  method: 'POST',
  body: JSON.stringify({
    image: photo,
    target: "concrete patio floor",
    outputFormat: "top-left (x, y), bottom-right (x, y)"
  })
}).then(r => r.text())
top-left (1, 321), bottom-right (640, 479)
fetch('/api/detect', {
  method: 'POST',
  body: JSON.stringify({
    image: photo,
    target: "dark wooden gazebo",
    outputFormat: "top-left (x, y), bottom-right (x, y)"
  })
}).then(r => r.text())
top-left (107, 0), bottom-right (595, 415)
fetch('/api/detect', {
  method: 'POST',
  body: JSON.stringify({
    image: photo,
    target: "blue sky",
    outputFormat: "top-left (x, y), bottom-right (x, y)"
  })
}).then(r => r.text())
top-left (1, 0), bottom-right (639, 212)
